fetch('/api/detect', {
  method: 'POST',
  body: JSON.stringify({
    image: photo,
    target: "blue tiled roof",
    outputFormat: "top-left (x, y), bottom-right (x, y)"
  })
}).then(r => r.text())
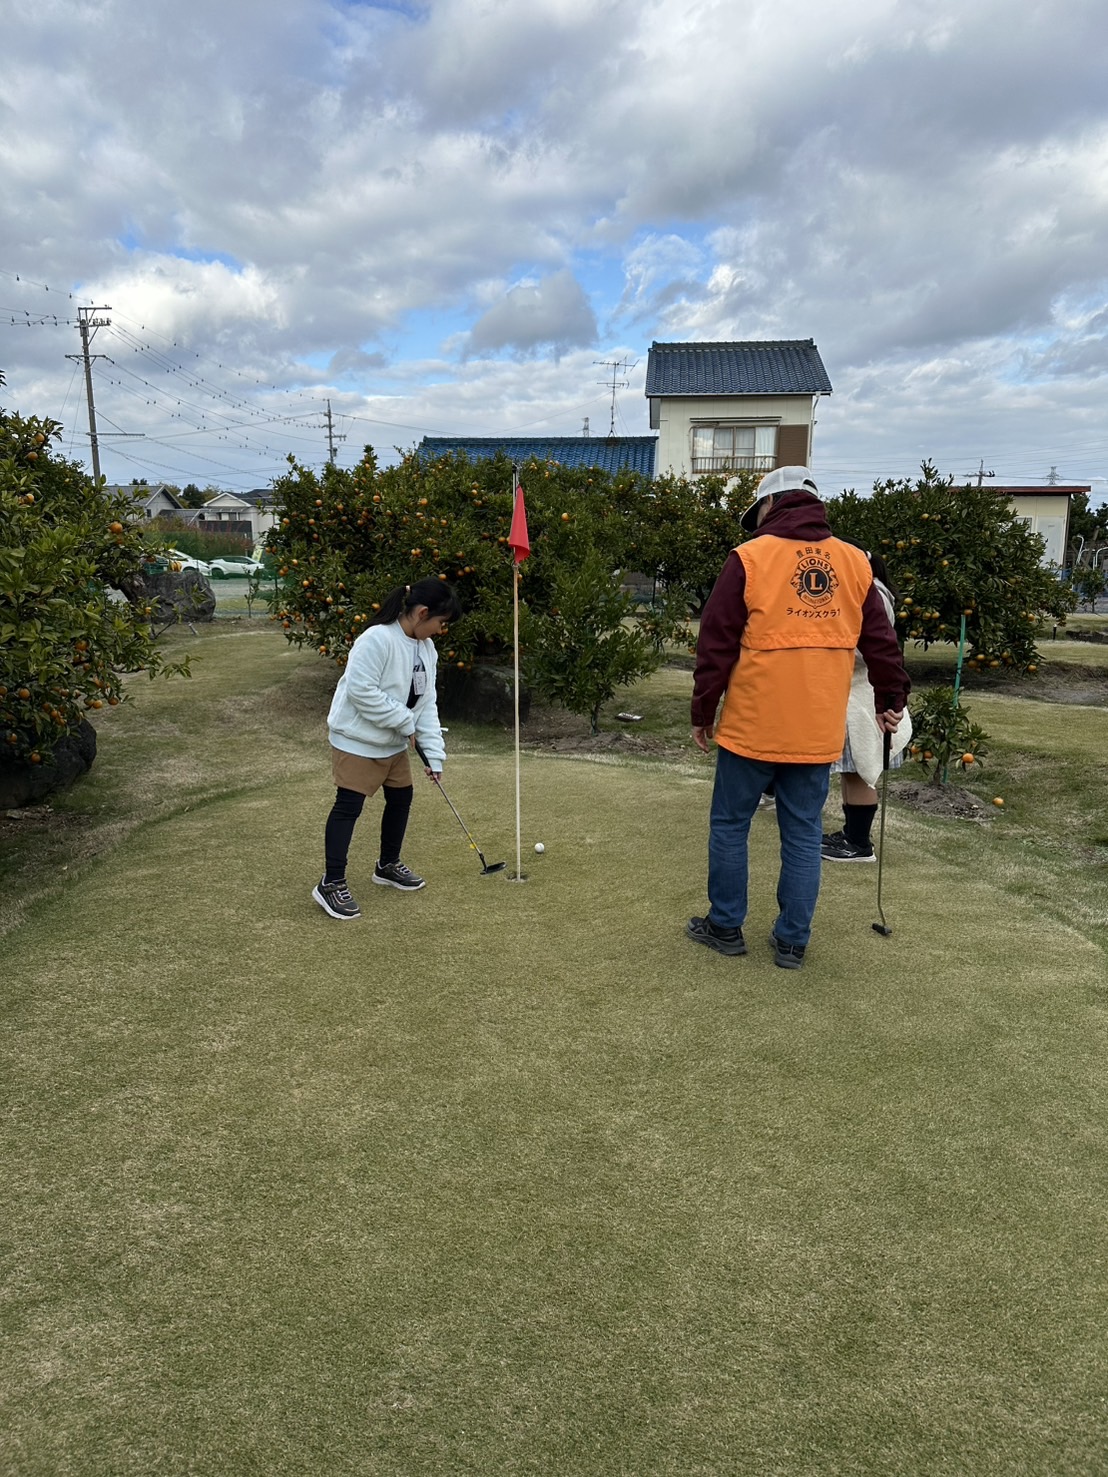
top-left (645, 340), bottom-right (832, 396)
top-left (417, 436), bottom-right (657, 478)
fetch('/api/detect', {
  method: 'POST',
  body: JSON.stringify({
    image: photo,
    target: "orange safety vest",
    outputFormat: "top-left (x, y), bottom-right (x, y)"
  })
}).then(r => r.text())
top-left (714, 536), bottom-right (873, 763)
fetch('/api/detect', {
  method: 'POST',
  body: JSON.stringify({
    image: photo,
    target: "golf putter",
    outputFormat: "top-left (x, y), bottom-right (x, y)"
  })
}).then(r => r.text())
top-left (414, 739), bottom-right (506, 875)
top-left (872, 725), bottom-right (893, 936)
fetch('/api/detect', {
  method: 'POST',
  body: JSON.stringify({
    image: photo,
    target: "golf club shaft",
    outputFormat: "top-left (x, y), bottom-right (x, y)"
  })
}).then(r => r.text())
top-left (874, 725), bottom-right (892, 931)
top-left (414, 738), bottom-right (492, 866)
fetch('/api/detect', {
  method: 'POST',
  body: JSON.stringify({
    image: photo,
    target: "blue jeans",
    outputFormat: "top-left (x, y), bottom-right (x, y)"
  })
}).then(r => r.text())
top-left (707, 749), bottom-right (831, 947)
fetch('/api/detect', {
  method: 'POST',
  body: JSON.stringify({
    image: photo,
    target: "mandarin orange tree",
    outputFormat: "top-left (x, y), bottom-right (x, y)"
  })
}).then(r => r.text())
top-left (0, 373), bottom-right (188, 773)
top-left (825, 462), bottom-right (1074, 671)
top-left (633, 468), bottom-right (760, 612)
top-left (265, 445), bottom-right (681, 636)
top-left (906, 686), bottom-right (990, 785)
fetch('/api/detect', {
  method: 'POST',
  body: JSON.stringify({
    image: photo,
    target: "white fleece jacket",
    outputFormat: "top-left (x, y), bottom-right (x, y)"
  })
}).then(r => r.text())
top-left (327, 621), bottom-right (446, 769)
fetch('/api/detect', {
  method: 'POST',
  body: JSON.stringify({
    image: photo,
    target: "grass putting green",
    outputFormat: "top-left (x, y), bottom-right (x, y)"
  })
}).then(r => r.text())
top-left (2, 626), bottom-right (1106, 1475)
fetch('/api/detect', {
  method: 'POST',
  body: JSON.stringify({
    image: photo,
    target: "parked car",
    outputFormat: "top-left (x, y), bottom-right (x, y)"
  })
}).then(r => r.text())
top-left (166, 549), bottom-right (212, 577)
top-left (207, 557), bottom-right (264, 579)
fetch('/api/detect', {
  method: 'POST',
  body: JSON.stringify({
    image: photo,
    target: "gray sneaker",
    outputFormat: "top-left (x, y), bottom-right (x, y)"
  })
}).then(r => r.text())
top-left (373, 859), bottom-right (426, 891)
top-left (312, 877), bottom-right (361, 920)
top-left (769, 932), bottom-right (805, 970)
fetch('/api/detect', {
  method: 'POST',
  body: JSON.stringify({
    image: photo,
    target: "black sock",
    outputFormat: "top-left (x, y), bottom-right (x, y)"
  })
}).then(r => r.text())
top-left (843, 803), bottom-right (878, 849)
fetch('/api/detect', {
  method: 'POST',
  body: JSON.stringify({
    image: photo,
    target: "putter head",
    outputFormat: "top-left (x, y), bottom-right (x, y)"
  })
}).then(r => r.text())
top-left (872, 922), bottom-right (893, 937)
top-left (481, 861), bottom-right (507, 875)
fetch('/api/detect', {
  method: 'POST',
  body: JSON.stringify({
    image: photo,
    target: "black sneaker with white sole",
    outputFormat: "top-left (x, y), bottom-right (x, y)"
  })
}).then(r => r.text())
top-left (373, 859), bottom-right (426, 891)
top-left (312, 877), bottom-right (361, 920)
top-left (686, 916), bottom-right (748, 956)
top-left (821, 830), bottom-right (876, 863)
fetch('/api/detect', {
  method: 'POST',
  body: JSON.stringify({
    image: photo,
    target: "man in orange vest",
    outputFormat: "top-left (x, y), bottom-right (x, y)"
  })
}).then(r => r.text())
top-left (688, 466), bottom-right (910, 968)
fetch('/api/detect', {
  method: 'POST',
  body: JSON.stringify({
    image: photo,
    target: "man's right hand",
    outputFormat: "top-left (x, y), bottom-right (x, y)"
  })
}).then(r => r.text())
top-left (692, 724), bottom-right (714, 754)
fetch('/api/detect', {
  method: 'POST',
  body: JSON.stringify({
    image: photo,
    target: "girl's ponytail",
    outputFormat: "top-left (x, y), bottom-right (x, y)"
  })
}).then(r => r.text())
top-left (368, 577), bottom-right (462, 627)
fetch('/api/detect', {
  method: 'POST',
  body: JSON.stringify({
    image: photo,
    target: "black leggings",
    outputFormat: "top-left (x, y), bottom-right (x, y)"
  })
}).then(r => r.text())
top-left (324, 784), bottom-right (413, 881)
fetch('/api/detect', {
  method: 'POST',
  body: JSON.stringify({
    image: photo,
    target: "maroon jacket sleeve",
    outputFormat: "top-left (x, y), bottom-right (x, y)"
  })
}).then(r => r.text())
top-left (691, 552), bottom-right (748, 728)
top-left (857, 584), bottom-right (912, 713)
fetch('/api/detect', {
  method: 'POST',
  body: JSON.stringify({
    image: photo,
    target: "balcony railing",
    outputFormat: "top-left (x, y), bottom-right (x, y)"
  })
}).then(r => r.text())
top-left (690, 454), bottom-right (777, 474)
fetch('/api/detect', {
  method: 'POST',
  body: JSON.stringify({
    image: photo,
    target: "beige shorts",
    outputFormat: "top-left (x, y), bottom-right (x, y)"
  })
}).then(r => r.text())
top-left (331, 745), bottom-right (413, 795)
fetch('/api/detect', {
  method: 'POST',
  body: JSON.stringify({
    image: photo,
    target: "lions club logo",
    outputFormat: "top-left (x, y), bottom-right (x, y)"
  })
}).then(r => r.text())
top-left (790, 547), bottom-right (839, 608)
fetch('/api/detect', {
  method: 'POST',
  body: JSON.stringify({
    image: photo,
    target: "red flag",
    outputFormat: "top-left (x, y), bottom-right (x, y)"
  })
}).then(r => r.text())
top-left (508, 479), bottom-right (530, 563)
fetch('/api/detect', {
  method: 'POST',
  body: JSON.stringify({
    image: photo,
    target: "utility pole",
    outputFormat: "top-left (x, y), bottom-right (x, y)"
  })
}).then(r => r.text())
top-left (594, 358), bottom-right (636, 437)
top-left (582, 416), bottom-right (590, 438)
top-left (323, 399), bottom-right (346, 466)
top-left (66, 305), bottom-right (111, 481)
top-left (962, 459), bottom-right (994, 488)
top-left (1047, 465), bottom-right (1059, 485)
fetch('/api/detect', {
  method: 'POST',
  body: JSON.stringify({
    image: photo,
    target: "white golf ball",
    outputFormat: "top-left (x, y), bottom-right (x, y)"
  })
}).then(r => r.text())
top-left (534, 842), bottom-right (545, 854)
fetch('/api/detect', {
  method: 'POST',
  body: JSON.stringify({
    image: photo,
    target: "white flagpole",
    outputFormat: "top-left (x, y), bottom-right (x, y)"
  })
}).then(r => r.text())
top-left (512, 469), bottom-right (523, 880)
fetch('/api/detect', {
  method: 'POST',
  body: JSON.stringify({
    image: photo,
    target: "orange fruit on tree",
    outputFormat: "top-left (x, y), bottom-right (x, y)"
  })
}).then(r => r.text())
top-left (962, 753), bottom-right (974, 765)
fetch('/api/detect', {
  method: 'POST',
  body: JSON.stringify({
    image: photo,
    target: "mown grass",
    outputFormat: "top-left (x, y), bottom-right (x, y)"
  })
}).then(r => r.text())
top-left (2, 625), bottom-right (1106, 1475)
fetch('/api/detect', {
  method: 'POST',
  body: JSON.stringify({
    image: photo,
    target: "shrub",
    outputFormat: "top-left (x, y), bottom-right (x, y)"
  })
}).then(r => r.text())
top-left (155, 521), bottom-right (253, 560)
top-left (826, 462), bottom-right (1074, 671)
top-left (522, 546), bottom-right (666, 733)
top-left (0, 376), bottom-right (188, 769)
top-left (1071, 567), bottom-right (1107, 612)
top-left (261, 449), bottom-right (691, 726)
top-left (906, 687), bottom-right (989, 785)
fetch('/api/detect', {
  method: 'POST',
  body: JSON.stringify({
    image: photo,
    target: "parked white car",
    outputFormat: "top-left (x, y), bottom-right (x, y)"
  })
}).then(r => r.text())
top-left (207, 557), bottom-right (264, 579)
top-left (166, 549), bottom-right (212, 577)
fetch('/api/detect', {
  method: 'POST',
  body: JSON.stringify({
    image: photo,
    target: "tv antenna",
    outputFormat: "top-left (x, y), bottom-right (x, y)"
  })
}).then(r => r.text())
top-left (595, 358), bottom-right (636, 436)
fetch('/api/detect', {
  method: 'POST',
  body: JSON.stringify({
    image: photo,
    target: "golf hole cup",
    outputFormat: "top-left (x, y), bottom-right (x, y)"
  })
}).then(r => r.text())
top-left (534, 842), bottom-right (545, 854)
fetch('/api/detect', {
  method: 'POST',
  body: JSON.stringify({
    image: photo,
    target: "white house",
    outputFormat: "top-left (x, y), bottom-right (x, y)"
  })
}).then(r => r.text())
top-left (200, 491), bottom-right (254, 525)
top-left (993, 486), bottom-right (1085, 568)
top-left (645, 340), bottom-right (832, 479)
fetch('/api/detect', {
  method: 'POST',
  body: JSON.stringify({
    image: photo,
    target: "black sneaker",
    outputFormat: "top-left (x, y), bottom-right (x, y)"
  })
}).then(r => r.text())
top-left (312, 877), bottom-right (361, 920)
top-left (821, 831), bottom-right (875, 863)
top-left (769, 932), bottom-right (806, 970)
top-left (686, 916), bottom-right (747, 956)
top-left (373, 859), bottom-right (426, 891)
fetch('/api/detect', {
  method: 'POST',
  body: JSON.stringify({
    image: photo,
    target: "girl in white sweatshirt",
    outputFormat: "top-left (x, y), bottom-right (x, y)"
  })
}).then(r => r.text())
top-left (313, 577), bottom-right (462, 920)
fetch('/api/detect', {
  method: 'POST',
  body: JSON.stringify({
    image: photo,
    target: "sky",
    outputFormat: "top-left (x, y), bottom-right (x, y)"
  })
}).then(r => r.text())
top-left (2, 0), bottom-right (1108, 502)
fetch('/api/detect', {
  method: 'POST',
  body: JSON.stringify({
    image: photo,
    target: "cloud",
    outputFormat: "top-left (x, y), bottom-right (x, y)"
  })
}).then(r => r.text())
top-left (1, 0), bottom-right (1107, 500)
top-left (464, 270), bottom-right (597, 356)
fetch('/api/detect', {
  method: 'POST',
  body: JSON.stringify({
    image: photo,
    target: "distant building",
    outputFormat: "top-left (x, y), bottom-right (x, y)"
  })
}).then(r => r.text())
top-left (417, 436), bottom-right (658, 478)
top-left (645, 340), bottom-right (832, 478)
top-left (234, 489), bottom-right (278, 542)
top-left (107, 483), bottom-right (184, 519)
top-left (990, 485), bottom-right (1087, 567)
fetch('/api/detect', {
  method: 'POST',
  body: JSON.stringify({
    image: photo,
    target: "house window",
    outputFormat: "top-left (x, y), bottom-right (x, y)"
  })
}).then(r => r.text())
top-left (691, 424), bottom-right (777, 474)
